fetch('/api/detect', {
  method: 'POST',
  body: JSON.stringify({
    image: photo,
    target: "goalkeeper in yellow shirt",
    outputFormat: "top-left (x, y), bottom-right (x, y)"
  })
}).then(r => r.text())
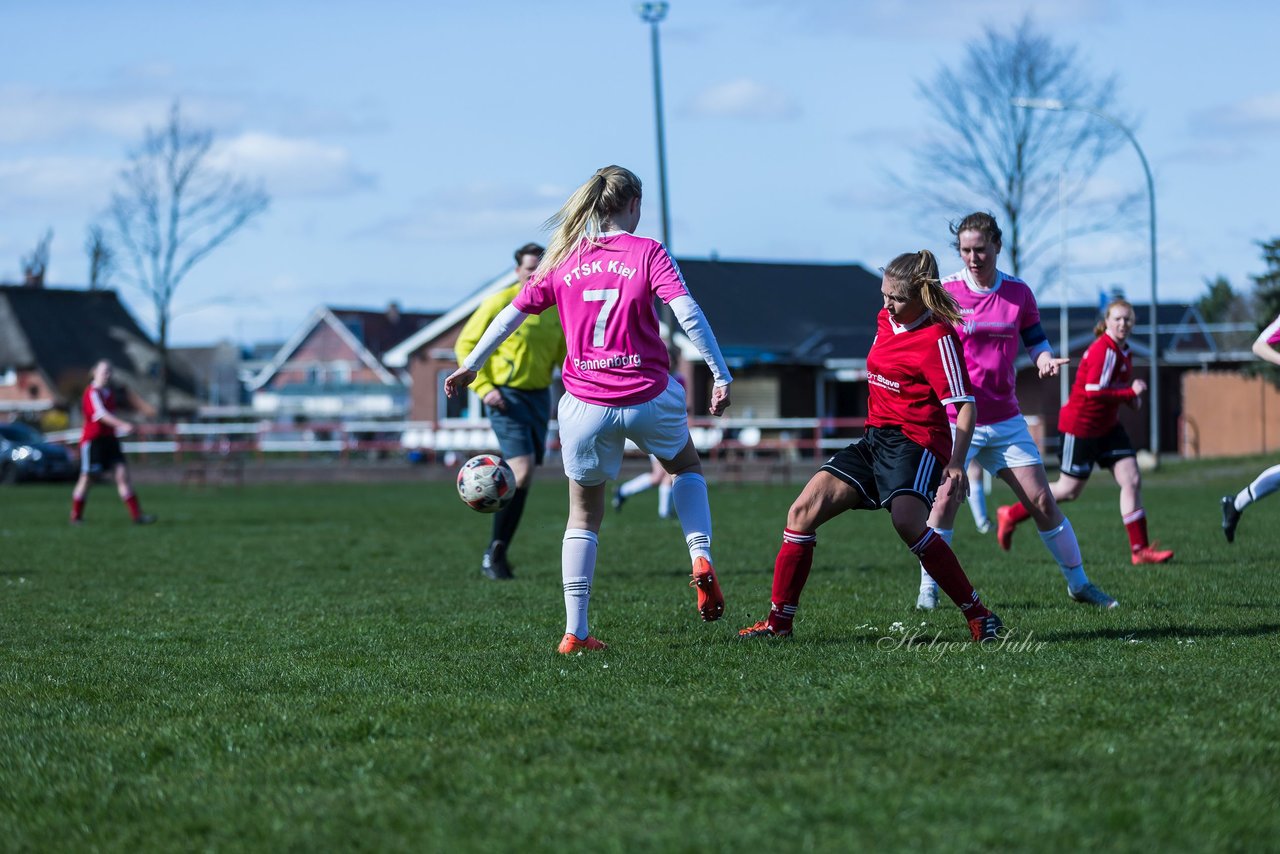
top-left (456, 243), bottom-right (567, 580)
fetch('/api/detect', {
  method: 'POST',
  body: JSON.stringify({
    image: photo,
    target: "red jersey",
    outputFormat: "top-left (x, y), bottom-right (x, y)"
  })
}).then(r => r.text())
top-left (1058, 334), bottom-right (1136, 438)
top-left (865, 309), bottom-right (974, 463)
top-left (80, 384), bottom-right (117, 443)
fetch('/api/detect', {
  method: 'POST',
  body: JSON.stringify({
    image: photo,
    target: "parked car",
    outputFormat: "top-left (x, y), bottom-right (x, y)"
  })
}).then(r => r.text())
top-left (0, 422), bottom-right (76, 484)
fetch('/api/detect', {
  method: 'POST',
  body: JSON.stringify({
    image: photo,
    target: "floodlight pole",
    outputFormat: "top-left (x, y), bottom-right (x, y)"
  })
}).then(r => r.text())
top-left (636, 1), bottom-right (672, 249)
top-left (1012, 97), bottom-right (1160, 458)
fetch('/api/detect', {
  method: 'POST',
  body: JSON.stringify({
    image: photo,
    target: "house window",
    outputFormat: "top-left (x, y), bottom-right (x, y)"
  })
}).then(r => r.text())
top-left (438, 369), bottom-right (469, 419)
top-left (332, 362), bottom-right (352, 384)
top-left (0, 368), bottom-right (15, 386)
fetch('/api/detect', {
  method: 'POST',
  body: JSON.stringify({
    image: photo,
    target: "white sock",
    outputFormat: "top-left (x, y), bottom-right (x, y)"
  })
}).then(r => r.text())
top-left (918, 528), bottom-right (952, 591)
top-left (967, 476), bottom-right (989, 527)
top-left (562, 529), bottom-right (598, 639)
top-left (619, 472), bottom-right (654, 499)
top-left (657, 479), bottom-right (672, 519)
top-left (1237, 464), bottom-right (1280, 511)
top-left (672, 472), bottom-right (712, 562)
top-left (1039, 518), bottom-right (1088, 591)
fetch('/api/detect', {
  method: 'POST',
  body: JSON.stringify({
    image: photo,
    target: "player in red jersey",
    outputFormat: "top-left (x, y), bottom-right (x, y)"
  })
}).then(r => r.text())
top-left (1000, 299), bottom-right (1172, 564)
top-left (70, 360), bottom-right (156, 526)
top-left (739, 250), bottom-right (1004, 642)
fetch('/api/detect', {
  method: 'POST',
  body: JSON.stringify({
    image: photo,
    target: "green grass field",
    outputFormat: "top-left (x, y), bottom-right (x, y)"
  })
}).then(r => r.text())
top-left (2, 456), bottom-right (1278, 852)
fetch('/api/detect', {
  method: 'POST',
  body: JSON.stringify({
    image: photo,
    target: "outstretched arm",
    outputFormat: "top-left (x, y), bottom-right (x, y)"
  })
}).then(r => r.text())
top-left (669, 294), bottom-right (733, 416)
top-left (444, 304), bottom-right (528, 398)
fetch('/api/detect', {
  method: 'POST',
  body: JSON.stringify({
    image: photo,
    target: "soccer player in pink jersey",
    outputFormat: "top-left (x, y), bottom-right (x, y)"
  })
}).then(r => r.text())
top-left (739, 250), bottom-right (1004, 643)
top-left (915, 213), bottom-right (1118, 611)
top-left (445, 165), bottom-right (733, 653)
top-left (1002, 298), bottom-right (1173, 565)
top-left (1221, 312), bottom-right (1280, 542)
top-left (70, 359), bottom-right (156, 526)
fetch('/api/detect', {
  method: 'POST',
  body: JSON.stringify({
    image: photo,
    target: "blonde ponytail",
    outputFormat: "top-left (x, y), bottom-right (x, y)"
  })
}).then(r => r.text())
top-left (535, 166), bottom-right (643, 281)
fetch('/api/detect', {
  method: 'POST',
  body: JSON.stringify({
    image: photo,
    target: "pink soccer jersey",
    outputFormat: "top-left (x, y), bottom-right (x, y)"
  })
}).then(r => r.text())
top-left (943, 269), bottom-right (1042, 426)
top-left (512, 232), bottom-right (688, 406)
top-left (1262, 313), bottom-right (1280, 348)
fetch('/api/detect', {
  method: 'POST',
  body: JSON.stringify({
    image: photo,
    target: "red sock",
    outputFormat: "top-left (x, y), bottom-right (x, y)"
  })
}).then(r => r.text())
top-left (124, 493), bottom-right (142, 522)
top-left (1123, 509), bottom-right (1148, 552)
top-left (71, 496), bottom-right (86, 521)
top-left (910, 530), bottom-right (990, 618)
top-left (769, 529), bottom-right (816, 630)
top-left (1004, 501), bottom-right (1032, 525)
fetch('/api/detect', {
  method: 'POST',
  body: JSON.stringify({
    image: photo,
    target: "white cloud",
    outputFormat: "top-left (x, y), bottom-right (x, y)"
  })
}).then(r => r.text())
top-left (685, 79), bottom-right (801, 121)
top-left (210, 133), bottom-right (375, 198)
top-left (1192, 92), bottom-right (1280, 135)
top-left (0, 155), bottom-right (120, 213)
top-left (361, 183), bottom-right (567, 243)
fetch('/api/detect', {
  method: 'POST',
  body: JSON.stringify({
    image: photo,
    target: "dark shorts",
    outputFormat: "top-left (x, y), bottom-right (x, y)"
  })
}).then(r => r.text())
top-left (819, 426), bottom-right (943, 510)
top-left (488, 386), bottom-right (551, 465)
top-left (1059, 424), bottom-right (1134, 479)
top-left (80, 435), bottom-right (126, 474)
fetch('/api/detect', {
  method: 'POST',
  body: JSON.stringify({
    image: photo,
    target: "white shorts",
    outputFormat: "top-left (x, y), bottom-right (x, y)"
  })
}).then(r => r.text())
top-left (557, 377), bottom-right (689, 485)
top-left (954, 414), bottom-right (1043, 475)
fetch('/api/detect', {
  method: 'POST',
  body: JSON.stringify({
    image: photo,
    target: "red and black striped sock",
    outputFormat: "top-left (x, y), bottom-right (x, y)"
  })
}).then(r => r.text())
top-left (910, 529), bottom-right (989, 618)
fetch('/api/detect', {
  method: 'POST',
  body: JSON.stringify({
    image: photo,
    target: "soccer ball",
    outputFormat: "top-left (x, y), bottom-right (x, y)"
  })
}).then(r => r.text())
top-left (457, 454), bottom-right (516, 513)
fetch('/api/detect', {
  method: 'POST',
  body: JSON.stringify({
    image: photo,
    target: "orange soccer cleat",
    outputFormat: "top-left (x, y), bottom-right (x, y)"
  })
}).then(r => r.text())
top-left (557, 633), bottom-right (607, 654)
top-left (737, 620), bottom-right (792, 640)
top-left (1131, 543), bottom-right (1174, 565)
top-left (690, 556), bottom-right (725, 622)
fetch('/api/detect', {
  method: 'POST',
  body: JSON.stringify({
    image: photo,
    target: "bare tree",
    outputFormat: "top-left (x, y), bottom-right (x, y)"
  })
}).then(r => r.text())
top-left (85, 224), bottom-right (114, 290)
top-left (21, 229), bottom-right (53, 287)
top-left (108, 102), bottom-right (268, 419)
top-left (909, 17), bottom-right (1138, 283)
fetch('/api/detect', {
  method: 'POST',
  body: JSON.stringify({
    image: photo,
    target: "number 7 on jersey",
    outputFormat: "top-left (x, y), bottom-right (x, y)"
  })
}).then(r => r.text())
top-left (583, 288), bottom-right (620, 348)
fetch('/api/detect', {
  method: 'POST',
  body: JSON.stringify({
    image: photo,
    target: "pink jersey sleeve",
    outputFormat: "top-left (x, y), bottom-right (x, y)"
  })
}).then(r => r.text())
top-left (1263, 313), bottom-right (1280, 347)
top-left (647, 243), bottom-right (689, 304)
top-left (511, 277), bottom-right (556, 314)
top-left (1018, 283), bottom-right (1042, 332)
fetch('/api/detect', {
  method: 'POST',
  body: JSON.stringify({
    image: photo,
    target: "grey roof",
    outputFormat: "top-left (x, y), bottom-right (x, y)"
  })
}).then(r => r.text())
top-left (0, 284), bottom-right (197, 408)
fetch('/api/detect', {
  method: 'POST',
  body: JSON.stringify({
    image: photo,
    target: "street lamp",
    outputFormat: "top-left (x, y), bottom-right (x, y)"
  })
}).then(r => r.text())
top-left (636, 1), bottom-right (672, 248)
top-left (1011, 97), bottom-right (1161, 458)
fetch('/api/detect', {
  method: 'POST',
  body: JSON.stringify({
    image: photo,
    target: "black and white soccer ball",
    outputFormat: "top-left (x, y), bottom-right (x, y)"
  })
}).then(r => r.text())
top-left (456, 454), bottom-right (516, 513)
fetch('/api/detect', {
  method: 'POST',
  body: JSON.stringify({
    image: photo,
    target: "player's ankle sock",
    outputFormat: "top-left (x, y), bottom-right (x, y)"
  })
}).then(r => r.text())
top-left (71, 496), bottom-right (86, 521)
top-left (657, 479), bottom-right (672, 518)
top-left (917, 529), bottom-right (952, 591)
top-left (1123, 509), bottom-right (1148, 552)
top-left (672, 473), bottom-right (712, 561)
top-left (618, 473), bottom-right (652, 499)
top-left (910, 529), bottom-right (989, 618)
top-left (1239, 463), bottom-right (1280, 512)
top-left (123, 493), bottom-right (142, 522)
top-left (770, 529), bottom-right (815, 631)
top-left (562, 529), bottom-right (598, 639)
top-left (1038, 518), bottom-right (1088, 590)
top-left (492, 487), bottom-right (529, 550)
top-left (1005, 501), bottom-right (1032, 524)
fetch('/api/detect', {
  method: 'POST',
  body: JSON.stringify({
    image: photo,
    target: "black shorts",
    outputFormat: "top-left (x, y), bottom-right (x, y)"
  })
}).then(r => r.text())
top-left (819, 426), bottom-right (943, 510)
top-left (487, 386), bottom-right (551, 465)
top-left (1059, 424), bottom-right (1134, 479)
top-left (80, 435), bottom-right (126, 474)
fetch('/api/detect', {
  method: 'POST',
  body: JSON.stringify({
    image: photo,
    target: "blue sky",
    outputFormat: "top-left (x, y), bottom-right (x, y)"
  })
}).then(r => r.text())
top-left (3, 0), bottom-right (1277, 345)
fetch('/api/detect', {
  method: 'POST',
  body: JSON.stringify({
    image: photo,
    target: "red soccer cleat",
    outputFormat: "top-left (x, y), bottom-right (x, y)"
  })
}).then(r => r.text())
top-left (737, 620), bottom-right (792, 640)
top-left (1131, 543), bottom-right (1174, 565)
top-left (968, 611), bottom-right (1005, 643)
top-left (690, 556), bottom-right (724, 622)
top-left (557, 633), bottom-right (607, 654)
top-left (996, 505), bottom-right (1019, 551)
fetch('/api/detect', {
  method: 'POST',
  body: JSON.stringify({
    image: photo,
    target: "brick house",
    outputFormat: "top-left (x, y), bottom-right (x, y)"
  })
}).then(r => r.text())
top-left (249, 303), bottom-right (441, 418)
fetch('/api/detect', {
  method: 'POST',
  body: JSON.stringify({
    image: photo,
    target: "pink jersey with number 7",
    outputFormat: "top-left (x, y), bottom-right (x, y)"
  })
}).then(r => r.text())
top-left (512, 231), bottom-right (688, 406)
